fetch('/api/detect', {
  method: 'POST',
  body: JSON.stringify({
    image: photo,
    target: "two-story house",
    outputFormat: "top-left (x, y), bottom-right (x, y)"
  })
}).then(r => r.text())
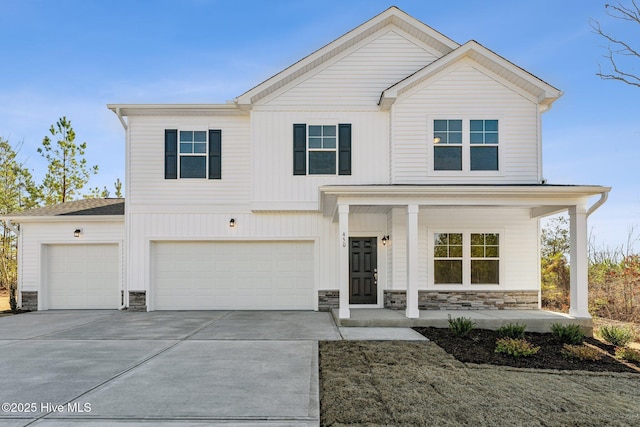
top-left (4, 7), bottom-right (609, 320)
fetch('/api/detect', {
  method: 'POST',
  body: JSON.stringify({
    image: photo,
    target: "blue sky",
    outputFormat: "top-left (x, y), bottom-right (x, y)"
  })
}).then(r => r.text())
top-left (1, 0), bottom-right (638, 251)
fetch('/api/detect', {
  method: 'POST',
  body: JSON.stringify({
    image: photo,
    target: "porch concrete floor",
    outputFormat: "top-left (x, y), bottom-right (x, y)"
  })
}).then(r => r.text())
top-left (331, 309), bottom-right (593, 335)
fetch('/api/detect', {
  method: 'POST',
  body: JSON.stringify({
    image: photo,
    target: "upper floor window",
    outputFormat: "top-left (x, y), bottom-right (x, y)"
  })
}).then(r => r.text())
top-left (470, 120), bottom-right (498, 171)
top-left (164, 129), bottom-right (221, 180)
top-left (293, 123), bottom-right (351, 176)
top-left (432, 119), bottom-right (499, 172)
top-left (179, 131), bottom-right (207, 178)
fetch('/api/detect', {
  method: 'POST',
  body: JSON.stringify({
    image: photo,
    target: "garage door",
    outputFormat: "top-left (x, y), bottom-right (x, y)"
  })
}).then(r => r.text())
top-left (152, 241), bottom-right (314, 310)
top-left (46, 244), bottom-right (120, 309)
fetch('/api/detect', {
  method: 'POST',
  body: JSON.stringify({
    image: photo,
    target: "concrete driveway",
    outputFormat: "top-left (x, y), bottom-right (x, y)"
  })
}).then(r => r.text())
top-left (0, 310), bottom-right (425, 426)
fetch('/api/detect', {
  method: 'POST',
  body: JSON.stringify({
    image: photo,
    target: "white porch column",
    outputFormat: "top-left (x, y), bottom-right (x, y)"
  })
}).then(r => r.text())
top-left (338, 204), bottom-right (350, 319)
top-left (406, 204), bottom-right (419, 318)
top-left (569, 205), bottom-right (590, 318)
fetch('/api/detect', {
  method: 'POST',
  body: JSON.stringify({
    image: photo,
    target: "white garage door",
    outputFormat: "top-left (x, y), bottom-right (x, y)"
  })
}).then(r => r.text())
top-left (152, 241), bottom-right (314, 310)
top-left (46, 244), bottom-right (120, 309)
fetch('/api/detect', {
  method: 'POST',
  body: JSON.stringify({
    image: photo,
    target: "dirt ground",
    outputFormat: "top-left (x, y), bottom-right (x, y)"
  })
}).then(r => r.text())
top-left (0, 288), bottom-right (9, 311)
top-left (319, 341), bottom-right (640, 426)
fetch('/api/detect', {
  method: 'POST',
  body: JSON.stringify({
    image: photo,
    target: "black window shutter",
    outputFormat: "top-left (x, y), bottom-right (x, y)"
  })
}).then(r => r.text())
top-left (293, 124), bottom-right (307, 175)
top-left (208, 129), bottom-right (222, 179)
top-left (164, 129), bottom-right (177, 179)
top-left (338, 123), bottom-right (352, 175)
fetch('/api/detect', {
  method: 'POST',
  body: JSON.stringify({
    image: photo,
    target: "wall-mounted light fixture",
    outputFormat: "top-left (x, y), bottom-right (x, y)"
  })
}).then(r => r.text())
top-left (74, 228), bottom-right (82, 237)
top-left (229, 218), bottom-right (236, 228)
top-left (381, 235), bottom-right (390, 245)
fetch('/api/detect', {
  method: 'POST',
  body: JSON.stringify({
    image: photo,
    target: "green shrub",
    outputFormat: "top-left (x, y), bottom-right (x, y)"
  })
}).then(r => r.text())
top-left (560, 344), bottom-right (603, 361)
top-left (448, 315), bottom-right (475, 337)
top-left (599, 325), bottom-right (635, 348)
top-left (615, 347), bottom-right (640, 363)
top-left (550, 323), bottom-right (585, 344)
top-left (495, 338), bottom-right (540, 357)
top-left (496, 323), bottom-right (526, 339)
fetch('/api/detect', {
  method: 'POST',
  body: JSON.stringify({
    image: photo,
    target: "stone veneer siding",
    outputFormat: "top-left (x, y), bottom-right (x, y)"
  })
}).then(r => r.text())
top-left (21, 291), bottom-right (38, 311)
top-left (384, 290), bottom-right (539, 310)
top-left (128, 291), bottom-right (147, 311)
top-left (318, 290), bottom-right (340, 311)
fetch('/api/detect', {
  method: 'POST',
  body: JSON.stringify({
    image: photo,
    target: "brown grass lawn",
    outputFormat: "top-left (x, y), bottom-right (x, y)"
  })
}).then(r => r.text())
top-left (319, 340), bottom-right (640, 426)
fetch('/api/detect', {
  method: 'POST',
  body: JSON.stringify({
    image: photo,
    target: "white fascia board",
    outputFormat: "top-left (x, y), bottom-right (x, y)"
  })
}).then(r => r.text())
top-left (380, 40), bottom-right (562, 110)
top-left (2, 215), bottom-right (124, 224)
top-left (106, 104), bottom-right (247, 117)
top-left (235, 6), bottom-right (459, 107)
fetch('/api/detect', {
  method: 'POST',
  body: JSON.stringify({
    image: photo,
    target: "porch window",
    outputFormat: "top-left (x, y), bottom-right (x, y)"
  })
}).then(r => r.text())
top-left (434, 233), bottom-right (463, 284)
top-left (432, 232), bottom-right (501, 285)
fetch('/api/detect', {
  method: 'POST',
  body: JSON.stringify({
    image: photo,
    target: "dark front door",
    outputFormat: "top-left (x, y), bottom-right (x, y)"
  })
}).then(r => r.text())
top-left (349, 237), bottom-right (377, 304)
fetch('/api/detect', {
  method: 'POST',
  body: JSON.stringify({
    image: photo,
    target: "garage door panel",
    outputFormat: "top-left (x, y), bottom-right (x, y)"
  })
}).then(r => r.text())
top-left (152, 241), bottom-right (314, 310)
top-left (46, 244), bottom-right (119, 309)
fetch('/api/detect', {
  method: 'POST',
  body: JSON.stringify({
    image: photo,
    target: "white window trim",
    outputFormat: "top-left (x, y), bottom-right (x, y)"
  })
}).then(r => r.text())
top-left (427, 229), bottom-right (505, 289)
top-left (307, 123), bottom-right (338, 176)
top-left (178, 129), bottom-right (208, 179)
top-left (428, 116), bottom-right (505, 177)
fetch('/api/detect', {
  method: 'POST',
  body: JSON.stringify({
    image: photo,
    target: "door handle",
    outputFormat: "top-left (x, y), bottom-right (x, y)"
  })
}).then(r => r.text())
top-left (373, 268), bottom-right (378, 284)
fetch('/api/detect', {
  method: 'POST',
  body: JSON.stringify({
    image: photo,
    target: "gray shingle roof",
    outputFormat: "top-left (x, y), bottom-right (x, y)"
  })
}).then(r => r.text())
top-left (7, 198), bottom-right (125, 217)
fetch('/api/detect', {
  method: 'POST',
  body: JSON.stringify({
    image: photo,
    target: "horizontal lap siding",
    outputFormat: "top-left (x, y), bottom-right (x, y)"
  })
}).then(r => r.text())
top-left (251, 111), bottom-right (389, 205)
top-left (128, 115), bottom-right (250, 209)
top-left (264, 29), bottom-right (438, 107)
top-left (392, 61), bottom-right (539, 184)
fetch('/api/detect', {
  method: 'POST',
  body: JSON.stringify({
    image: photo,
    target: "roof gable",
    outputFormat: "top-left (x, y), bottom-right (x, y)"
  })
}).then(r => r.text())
top-left (379, 40), bottom-right (562, 110)
top-left (234, 6), bottom-right (459, 108)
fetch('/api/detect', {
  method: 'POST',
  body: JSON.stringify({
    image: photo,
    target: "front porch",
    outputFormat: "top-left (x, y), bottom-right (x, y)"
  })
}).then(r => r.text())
top-left (331, 308), bottom-right (593, 335)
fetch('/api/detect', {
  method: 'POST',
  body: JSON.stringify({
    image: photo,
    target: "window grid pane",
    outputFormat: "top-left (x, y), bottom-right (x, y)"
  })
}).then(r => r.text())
top-left (308, 125), bottom-right (337, 174)
top-left (470, 233), bottom-right (499, 285)
top-left (179, 130), bottom-right (208, 178)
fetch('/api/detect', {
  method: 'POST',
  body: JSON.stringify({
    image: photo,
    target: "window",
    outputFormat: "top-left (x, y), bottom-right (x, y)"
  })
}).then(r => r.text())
top-left (433, 120), bottom-right (462, 171)
top-left (434, 233), bottom-right (463, 284)
top-left (470, 120), bottom-right (498, 171)
top-left (308, 125), bottom-right (337, 174)
top-left (164, 129), bottom-right (221, 180)
top-left (432, 119), bottom-right (499, 172)
top-left (293, 123), bottom-right (351, 175)
top-left (179, 131), bottom-right (207, 178)
top-left (432, 232), bottom-right (500, 285)
top-left (470, 233), bottom-right (499, 284)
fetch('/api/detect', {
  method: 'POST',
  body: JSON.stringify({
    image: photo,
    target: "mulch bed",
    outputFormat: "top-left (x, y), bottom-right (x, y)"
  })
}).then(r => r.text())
top-left (414, 327), bottom-right (640, 374)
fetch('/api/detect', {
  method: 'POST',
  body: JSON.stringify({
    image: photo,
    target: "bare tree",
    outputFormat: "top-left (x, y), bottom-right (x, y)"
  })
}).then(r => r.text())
top-left (591, 1), bottom-right (640, 88)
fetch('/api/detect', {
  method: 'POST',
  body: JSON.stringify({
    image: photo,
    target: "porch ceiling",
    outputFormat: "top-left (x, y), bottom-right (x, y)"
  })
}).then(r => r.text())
top-left (319, 184), bottom-right (610, 220)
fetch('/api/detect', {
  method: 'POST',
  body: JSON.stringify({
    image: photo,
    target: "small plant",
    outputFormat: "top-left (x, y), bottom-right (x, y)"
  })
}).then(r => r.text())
top-left (550, 323), bottom-right (585, 344)
top-left (495, 338), bottom-right (540, 357)
top-left (615, 347), bottom-right (640, 363)
top-left (599, 325), bottom-right (635, 348)
top-left (561, 344), bottom-right (602, 361)
top-left (497, 323), bottom-right (526, 339)
top-left (448, 315), bottom-right (475, 337)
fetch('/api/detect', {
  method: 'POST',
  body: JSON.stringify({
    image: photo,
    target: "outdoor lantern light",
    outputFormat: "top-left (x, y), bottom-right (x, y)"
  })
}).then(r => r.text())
top-left (381, 235), bottom-right (390, 245)
top-left (229, 218), bottom-right (236, 228)
top-left (74, 228), bottom-right (82, 237)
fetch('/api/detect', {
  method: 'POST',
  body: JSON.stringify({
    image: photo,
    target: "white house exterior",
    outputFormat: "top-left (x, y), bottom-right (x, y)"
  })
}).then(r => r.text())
top-left (3, 7), bottom-right (609, 319)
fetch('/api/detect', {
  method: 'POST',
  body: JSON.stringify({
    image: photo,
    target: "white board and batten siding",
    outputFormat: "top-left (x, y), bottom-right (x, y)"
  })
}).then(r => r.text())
top-left (391, 60), bottom-right (540, 184)
top-left (19, 221), bottom-right (124, 310)
top-left (389, 207), bottom-right (539, 291)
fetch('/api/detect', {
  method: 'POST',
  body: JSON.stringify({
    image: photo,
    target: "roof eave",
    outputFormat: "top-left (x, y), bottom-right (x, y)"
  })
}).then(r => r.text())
top-left (106, 104), bottom-right (247, 116)
top-left (1, 215), bottom-right (125, 224)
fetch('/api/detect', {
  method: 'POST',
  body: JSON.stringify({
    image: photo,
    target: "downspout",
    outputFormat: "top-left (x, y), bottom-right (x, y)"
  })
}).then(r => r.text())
top-left (115, 107), bottom-right (128, 131)
top-left (586, 190), bottom-right (610, 217)
top-left (4, 219), bottom-right (20, 236)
